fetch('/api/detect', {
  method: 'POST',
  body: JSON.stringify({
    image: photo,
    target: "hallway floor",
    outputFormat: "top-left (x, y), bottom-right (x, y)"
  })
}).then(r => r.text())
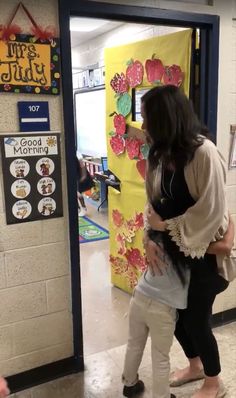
top-left (10, 203), bottom-right (236, 397)
top-left (11, 322), bottom-right (236, 397)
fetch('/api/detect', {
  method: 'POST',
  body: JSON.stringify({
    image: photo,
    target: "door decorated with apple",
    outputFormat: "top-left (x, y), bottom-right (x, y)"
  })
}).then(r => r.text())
top-left (105, 29), bottom-right (192, 293)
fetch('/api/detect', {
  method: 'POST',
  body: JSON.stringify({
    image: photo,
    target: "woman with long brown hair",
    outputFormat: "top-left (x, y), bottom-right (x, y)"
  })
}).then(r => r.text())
top-left (142, 85), bottom-right (234, 398)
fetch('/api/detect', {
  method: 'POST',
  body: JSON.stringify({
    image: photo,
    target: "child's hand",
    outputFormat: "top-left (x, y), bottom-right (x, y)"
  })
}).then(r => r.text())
top-left (0, 377), bottom-right (10, 397)
top-left (145, 239), bottom-right (167, 276)
top-left (147, 206), bottom-right (166, 232)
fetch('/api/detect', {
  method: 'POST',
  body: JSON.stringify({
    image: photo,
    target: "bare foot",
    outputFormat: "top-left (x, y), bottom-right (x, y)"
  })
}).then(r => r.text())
top-left (192, 384), bottom-right (219, 398)
top-left (170, 366), bottom-right (204, 386)
top-left (192, 378), bottom-right (226, 398)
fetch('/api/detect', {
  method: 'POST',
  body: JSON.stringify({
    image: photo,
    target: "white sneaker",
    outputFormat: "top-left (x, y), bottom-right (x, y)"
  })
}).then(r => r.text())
top-left (79, 207), bottom-right (87, 217)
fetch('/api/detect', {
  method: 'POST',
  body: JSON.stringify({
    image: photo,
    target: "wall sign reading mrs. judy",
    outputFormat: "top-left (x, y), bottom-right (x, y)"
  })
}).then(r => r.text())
top-left (0, 34), bottom-right (60, 95)
top-left (1, 133), bottom-right (63, 224)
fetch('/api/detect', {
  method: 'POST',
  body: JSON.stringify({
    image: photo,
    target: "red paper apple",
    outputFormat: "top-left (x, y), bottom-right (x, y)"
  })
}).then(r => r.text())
top-left (110, 134), bottom-right (125, 155)
top-left (114, 114), bottom-right (126, 135)
top-left (136, 159), bottom-right (146, 179)
top-left (110, 72), bottom-right (129, 94)
top-left (125, 138), bottom-right (141, 160)
top-left (145, 55), bottom-right (164, 83)
top-left (162, 65), bottom-right (184, 87)
top-left (126, 59), bottom-right (144, 88)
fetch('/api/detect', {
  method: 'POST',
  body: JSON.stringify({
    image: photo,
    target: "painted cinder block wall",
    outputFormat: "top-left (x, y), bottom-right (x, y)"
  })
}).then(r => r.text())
top-left (0, 0), bottom-right (73, 376)
top-left (0, 0), bottom-right (235, 378)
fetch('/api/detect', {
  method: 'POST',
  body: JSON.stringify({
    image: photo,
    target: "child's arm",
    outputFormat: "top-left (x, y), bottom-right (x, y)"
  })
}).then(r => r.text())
top-left (206, 216), bottom-right (235, 256)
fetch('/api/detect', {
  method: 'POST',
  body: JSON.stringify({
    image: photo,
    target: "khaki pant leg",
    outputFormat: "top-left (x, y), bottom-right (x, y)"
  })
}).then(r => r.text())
top-left (122, 293), bottom-right (149, 386)
top-left (147, 300), bottom-right (176, 398)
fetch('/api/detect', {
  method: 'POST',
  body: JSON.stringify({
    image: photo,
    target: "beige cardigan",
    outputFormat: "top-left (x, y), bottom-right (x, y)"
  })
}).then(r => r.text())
top-left (145, 138), bottom-right (229, 260)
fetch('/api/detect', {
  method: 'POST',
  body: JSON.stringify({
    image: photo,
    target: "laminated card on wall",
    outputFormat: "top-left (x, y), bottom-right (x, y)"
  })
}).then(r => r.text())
top-left (0, 133), bottom-right (63, 224)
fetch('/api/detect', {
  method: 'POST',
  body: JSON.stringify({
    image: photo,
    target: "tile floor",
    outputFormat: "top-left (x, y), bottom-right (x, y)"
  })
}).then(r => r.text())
top-left (80, 202), bottom-right (131, 356)
top-left (10, 322), bottom-right (236, 397)
top-left (9, 203), bottom-right (236, 397)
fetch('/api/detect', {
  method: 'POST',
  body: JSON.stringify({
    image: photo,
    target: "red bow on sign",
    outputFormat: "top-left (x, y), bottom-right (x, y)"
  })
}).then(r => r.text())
top-left (31, 25), bottom-right (56, 41)
top-left (0, 2), bottom-right (57, 43)
top-left (0, 23), bottom-right (22, 41)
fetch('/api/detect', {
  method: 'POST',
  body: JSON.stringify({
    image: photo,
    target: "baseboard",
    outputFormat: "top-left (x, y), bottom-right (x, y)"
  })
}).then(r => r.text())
top-left (5, 309), bottom-right (236, 393)
top-left (212, 307), bottom-right (236, 327)
top-left (6, 355), bottom-right (84, 394)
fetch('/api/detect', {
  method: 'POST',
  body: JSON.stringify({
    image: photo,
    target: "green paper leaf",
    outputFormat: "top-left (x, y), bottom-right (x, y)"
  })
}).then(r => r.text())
top-left (116, 93), bottom-right (132, 117)
top-left (126, 58), bottom-right (133, 66)
top-left (108, 131), bottom-right (116, 136)
top-left (140, 143), bottom-right (150, 159)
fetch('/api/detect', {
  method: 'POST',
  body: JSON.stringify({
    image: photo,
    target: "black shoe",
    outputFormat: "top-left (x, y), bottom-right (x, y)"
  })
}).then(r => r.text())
top-left (171, 394), bottom-right (176, 398)
top-left (123, 380), bottom-right (145, 397)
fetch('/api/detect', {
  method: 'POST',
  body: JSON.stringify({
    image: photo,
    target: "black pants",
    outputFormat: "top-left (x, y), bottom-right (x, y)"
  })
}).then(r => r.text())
top-left (175, 256), bottom-right (229, 377)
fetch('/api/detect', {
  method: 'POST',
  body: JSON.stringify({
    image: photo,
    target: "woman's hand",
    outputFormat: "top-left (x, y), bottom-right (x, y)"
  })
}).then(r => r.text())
top-left (0, 378), bottom-right (9, 398)
top-left (207, 216), bottom-right (235, 256)
top-left (147, 206), bottom-right (167, 232)
top-left (143, 234), bottom-right (167, 276)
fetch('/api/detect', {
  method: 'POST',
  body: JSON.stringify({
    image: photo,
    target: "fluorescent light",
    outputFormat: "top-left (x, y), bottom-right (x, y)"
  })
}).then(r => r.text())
top-left (70, 17), bottom-right (109, 33)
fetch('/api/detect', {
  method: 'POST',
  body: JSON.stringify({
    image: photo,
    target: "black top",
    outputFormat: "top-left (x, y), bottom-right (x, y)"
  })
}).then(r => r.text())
top-left (149, 165), bottom-right (221, 288)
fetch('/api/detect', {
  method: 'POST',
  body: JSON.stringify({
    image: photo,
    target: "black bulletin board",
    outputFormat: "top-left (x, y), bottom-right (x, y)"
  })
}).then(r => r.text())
top-left (0, 133), bottom-right (63, 224)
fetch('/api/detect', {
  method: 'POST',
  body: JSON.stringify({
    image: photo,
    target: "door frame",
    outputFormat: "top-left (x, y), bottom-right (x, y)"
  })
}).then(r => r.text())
top-left (58, 0), bottom-right (220, 372)
top-left (7, 0), bottom-right (223, 392)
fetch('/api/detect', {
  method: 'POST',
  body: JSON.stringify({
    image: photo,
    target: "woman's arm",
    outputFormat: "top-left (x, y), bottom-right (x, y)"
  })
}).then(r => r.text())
top-left (148, 141), bottom-right (227, 258)
top-left (207, 216), bottom-right (235, 256)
